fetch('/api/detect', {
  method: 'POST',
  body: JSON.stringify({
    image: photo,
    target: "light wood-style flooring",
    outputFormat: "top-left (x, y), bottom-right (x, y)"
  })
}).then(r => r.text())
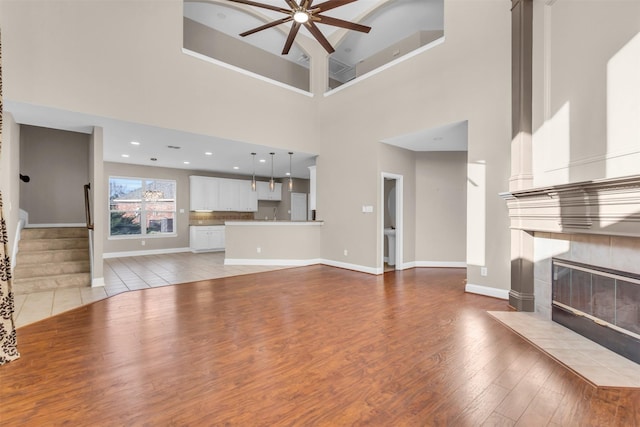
top-left (2, 266), bottom-right (639, 425)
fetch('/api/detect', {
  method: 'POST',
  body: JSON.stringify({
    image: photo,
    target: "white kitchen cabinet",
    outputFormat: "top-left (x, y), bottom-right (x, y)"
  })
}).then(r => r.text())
top-left (218, 178), bottom-right (258, 212)
top-left (238, 180), bottom-right (258, 211)
top-left (190, 176), bottom-right (219, 211)
top-left (190, 176), bottom-right (257, 212)
top-left (190, 226), bottom-right (225, 252)
top-left (256, 181), bottom-right (282, 201)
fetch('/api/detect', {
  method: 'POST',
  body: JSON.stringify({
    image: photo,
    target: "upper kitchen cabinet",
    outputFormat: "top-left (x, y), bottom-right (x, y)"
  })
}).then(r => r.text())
top-left (190, 176), bottom-right (258, 212)
top-left (218, 178), bottom-right (258, 212)
top-left (256, 181), bottom-right (282, 201)
top-left (190, 176), bottom-right (219, 211)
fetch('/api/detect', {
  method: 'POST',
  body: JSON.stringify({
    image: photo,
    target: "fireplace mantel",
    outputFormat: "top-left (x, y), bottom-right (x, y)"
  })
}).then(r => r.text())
top-left (500, 175), bottom-right (640, 238)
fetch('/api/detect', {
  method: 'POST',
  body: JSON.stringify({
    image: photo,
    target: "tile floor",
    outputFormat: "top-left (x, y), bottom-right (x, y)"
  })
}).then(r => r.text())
top-left (13, 251), bottom-right (289, 328)
top-left (489, 311), bottom-right (640, 388)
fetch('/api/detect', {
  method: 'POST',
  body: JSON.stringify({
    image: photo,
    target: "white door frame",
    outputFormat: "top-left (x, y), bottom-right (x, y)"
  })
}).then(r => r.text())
top-left (381, 172), bottom-right (403, 271)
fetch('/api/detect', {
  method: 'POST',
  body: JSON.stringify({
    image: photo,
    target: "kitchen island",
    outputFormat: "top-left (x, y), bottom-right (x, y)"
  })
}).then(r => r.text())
top-left (224, 220), bottom-right (324, 266)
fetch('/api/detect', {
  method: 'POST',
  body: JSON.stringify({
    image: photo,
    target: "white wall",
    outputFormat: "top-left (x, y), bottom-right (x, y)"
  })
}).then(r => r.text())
top-left (0, 0), bottom-right (321, 155)
top-left (415, 151), bottom-right (467, 264)
top-left (532, 0), bottom-right (640, 187)
top-left (318, 0), bottom-right (511, 288)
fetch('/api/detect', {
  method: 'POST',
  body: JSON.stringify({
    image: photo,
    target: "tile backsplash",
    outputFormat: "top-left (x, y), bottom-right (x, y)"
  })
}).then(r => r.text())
top-left (189, 211), bottom-right (254, 225)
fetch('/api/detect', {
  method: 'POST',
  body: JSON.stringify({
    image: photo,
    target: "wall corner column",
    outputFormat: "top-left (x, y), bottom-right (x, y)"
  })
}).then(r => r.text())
top-left (510, 0), bottom-right (535, 311)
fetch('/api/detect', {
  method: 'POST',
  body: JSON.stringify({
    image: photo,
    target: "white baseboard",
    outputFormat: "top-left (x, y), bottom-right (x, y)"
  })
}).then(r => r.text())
top-left (92, 277), bottom-right (105, 287)
top-left (414, 261), bottom-right (467, 268)
top-left (465, 283), bottom-right (509, 300)
top-left (320, 259), bottom-right (381, 275)
top-left (26, 223), bottom-right (86, 228)
top-left (103, 247), bottom-right (191, 259)
top-left (224, 258), bottom-right (322, 267)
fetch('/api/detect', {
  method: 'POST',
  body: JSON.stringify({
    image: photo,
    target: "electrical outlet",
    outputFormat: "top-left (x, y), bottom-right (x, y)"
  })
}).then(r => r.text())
top-left (141, 240), bottom-right (146, 246)
top-left (344, 249), bottom-right (348, 256)
top-left (257, 247), bottom-right (261, 253)
top-left (481, 267), bottom-right (487, 276)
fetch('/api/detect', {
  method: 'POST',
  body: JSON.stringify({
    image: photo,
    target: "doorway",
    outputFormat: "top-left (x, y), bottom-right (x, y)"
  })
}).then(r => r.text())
top-left (381, 173), bottom-right (403, 271)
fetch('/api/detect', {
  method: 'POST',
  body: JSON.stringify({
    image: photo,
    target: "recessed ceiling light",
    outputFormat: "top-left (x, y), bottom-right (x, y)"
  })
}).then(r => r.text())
top-left (183, 161), bottom-right (190, 165)
top-left (285, 172), bottom-right (291, 176)
top-left (259, 159), bottom-right (266, 163)
top-left (130, 141), bottom-right (140, 145)
top-left (121, 154), bottom-right (129, 158)
top-left (205, 152), bottom-right (213, 156)
top-left (233, 166), bottom-right (239, 170)
top-left (168, 145), bottom-right (181, 149)
top-left (150, 158), bottom-right (157, 161)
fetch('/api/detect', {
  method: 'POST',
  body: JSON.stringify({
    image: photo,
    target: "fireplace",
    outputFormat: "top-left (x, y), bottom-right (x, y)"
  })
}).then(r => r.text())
top-left (502, 174), bottom-right (640, 365)
top-left (551, 258), bottom-right (640, 364)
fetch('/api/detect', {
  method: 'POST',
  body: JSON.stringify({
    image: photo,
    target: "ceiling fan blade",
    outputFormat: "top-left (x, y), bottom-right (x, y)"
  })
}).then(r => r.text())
top-left (282, 22), bottom-right (301, 54)
top-left (240, 16), bottom-right (293, 37)
top-left (305, 21), bottom-right (335, 54)
top-left (285, 0), bottom-right (298, 9)
top-left (226, 0), bottom-right (291, 14)
top-left (315, 15), bottom-right (371, 33)
top-left (312, 0), bottom-right (357, 13)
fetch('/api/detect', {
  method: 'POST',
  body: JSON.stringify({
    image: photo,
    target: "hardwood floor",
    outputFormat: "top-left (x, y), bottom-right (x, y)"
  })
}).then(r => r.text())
top-left (2, 266), bottom-right (639, 426)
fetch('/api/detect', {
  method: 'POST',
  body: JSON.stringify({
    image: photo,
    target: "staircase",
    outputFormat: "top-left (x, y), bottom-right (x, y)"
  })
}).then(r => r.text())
top-left (13, 227), bottom-right (91, 294)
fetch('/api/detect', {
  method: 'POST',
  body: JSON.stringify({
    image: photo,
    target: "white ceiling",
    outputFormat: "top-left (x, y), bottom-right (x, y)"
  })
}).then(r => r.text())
top-left (7, 101), bottom-right (317, 180)
top-left (381, 121), bottom-right (469, 152)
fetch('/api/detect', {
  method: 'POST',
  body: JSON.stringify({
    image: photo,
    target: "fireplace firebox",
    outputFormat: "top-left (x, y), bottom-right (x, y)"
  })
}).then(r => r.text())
top-left (552, 258), bottom-right (640, 364)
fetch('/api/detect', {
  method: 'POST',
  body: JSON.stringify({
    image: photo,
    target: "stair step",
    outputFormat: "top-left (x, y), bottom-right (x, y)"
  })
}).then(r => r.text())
top-left (16, 248), bottom-right (89, 265)
top-left (22, 227), bottom-right (88, 239)
top-left (14, 260), bottom-right (90, 279)
top-left (19, 237), bottom-right (89, 251)
top-left (13, 273), bottom-right (92, 294)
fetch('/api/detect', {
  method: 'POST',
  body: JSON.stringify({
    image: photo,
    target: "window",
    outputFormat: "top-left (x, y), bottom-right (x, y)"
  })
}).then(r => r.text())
top-left (109, 177), bottom-right (176, 237)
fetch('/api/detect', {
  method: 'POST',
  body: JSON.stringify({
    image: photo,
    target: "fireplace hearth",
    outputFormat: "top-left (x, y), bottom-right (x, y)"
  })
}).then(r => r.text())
top-left (552, 258), bottom-right (640, 364)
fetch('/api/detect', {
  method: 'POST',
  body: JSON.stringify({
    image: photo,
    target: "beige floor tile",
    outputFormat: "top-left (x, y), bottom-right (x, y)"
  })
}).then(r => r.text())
top-left (488, 311), bottom-right (640, 388)
top-left (80, 286), bottom-right (109, 305)
top-left (52, 288), bottom-right (82, 315)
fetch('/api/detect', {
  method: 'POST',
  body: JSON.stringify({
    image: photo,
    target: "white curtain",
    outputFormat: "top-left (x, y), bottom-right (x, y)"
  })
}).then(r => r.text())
top-left (0, 28), bottom-right (21, 365)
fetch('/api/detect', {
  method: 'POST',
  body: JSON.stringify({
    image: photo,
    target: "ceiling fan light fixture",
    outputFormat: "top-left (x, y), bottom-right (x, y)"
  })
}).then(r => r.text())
top-left (293, 11), bottom-right (309, 23)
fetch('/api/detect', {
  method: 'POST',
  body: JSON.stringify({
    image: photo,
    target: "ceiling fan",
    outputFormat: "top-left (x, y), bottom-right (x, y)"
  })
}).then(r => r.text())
top-left (226, 0), bottom-right (371, 55)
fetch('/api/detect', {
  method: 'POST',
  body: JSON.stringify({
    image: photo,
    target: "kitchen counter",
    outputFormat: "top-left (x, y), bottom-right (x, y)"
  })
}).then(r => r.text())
top-left (224, 221), bottom-right (323, 265)
top-left (225, 220), bottom-right (323, 226)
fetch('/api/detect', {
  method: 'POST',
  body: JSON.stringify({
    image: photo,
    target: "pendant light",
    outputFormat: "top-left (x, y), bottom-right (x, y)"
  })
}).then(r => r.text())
top-left (251, 152), bottom-right (257, 191)
top-left (269, 152), bottom-right (275, 192)
top-left (288, 152), bottom-right (293, 192)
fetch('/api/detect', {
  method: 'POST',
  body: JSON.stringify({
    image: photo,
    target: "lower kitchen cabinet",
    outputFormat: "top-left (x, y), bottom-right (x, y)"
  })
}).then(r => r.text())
top-left (190, 226), bottom-right (225, 252)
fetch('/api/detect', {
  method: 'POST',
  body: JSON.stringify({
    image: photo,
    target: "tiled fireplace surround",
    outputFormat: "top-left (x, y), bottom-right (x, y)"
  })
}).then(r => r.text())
top-left (533, 232), bottom-right (640, 321)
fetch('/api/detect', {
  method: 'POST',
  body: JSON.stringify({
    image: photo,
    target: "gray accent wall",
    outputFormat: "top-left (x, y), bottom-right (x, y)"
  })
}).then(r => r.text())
top-left (19, 125), bottom-right (89, 225)
top-left (183, 17), bottom-right (310, 92)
